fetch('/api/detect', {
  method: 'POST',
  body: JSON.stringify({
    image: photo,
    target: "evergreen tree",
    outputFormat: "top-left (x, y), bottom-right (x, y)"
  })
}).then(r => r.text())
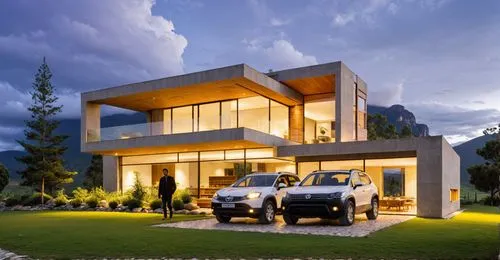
top-left (399, 125), bottom-right (413, 138)
top-left (83, 155), bottom-right (103, 189)
top-left (0, 163), bottom-right (8, 193)
top-left (16, 58), bottom-right (75, 199)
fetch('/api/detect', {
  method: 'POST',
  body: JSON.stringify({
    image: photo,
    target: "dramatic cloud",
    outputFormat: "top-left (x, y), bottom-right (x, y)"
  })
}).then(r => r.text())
top-left (0, 0), bottom-right (188, 150)
top-left (244, 39), bottom-right (318, 70)
top-left (369, 81), bottom-right (404, 107)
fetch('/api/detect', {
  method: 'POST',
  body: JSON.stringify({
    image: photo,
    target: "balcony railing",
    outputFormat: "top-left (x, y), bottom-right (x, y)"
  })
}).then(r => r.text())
top-left (86, 117), bottom-right (287, 142)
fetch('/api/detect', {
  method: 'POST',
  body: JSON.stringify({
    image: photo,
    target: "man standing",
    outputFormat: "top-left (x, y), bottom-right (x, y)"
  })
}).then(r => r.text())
top-left (158, 168), bottom-right (176, 220)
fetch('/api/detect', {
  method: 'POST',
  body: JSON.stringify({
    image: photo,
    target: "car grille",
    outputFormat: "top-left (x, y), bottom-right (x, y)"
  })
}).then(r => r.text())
top-left (290, 193), bottom-right (329, 200)
top-left (217, 196), bottom-right (244, 202)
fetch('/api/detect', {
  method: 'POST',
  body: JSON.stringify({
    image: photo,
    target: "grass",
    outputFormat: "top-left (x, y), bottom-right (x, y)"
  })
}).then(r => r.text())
top-left (0, 206), bottom-right (498, 259)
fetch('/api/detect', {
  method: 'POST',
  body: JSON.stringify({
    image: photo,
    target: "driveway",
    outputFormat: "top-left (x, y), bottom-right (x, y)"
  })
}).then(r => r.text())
top-left (154, 214), bottom-right (413, 237)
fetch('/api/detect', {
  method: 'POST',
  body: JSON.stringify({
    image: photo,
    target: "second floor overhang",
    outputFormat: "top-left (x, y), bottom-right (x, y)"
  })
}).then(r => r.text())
top-left (81, 64), bottom-right (304, 112)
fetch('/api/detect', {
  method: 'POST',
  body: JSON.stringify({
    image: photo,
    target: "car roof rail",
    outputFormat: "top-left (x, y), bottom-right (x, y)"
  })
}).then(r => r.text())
top-left (349, 168), bottom-right (363, 172)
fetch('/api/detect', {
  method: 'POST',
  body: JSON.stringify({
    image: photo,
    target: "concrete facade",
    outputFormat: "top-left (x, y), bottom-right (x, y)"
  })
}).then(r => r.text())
top-left (82, 61), bottom-right (461, 219)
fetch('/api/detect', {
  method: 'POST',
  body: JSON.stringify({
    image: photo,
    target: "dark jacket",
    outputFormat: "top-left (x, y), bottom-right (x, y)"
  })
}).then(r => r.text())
top-left (158, 175), bottom-right (177, 198)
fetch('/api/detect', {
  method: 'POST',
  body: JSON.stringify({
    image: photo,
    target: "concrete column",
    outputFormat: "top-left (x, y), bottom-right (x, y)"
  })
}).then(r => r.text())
top-left (289, 105), bottom-right (304, 143)
top-left (441, 138), bottom-right (461, 217)
top-left (335, 63), bottom-right (356, 142)
top-left (416, 137), bottom-right (445, 218)
top-left (103, 156), bottom-right (120, 192)
top-left (81, 100), bottom-right (100, 150)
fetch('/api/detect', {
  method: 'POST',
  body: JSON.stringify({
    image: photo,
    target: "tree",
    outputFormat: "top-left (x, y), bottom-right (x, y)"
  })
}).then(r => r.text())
top-left (83, 155), bottom-right (103, 189)
top-left (368, 114), bottom-right (399, 140)
top-left (0, 163), bottom-right (8, 193)
top-left (467, 123), bottom-right (500, 206)
top-left (400, 125), bottom-right (413, 138)
top-left (16, 58), bottom-right (76, 200)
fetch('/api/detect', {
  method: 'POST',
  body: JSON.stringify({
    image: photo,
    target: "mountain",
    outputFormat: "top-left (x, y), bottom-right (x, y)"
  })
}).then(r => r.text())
top-left (368, 104), bottom-right (430, 137)
top-left (453, 134), bottom-right (496, 183)
top-left (0, 112), bottom-right (146, 185)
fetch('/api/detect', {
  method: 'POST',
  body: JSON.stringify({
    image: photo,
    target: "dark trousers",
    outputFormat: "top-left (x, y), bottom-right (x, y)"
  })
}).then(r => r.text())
top-left (161, 196), bottom-right (173, 218)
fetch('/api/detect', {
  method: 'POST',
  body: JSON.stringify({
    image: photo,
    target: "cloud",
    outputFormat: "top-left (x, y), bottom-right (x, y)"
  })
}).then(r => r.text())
top-left (270, 18), bottom-right (291, 27)
top-left (369, 81), bottom-right (404, 107)
top-left (0, 0), bottom-right (188, 151)
top-left (244, 39), bottom-right (317, 70)
top-left (406, 102), bottom-right (500, 144)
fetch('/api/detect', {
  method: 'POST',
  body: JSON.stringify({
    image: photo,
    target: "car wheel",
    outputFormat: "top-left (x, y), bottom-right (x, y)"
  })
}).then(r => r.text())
top-left (366, 197), bottom-right (379, 220)
top-left (283, 212), bottom-right (299, 225)
top-left (259, 200), bottom-right (276, 224)
top-left (215, 214), bottom-right (231, 223)
top-left (339, 200), bottom-right (355, 226)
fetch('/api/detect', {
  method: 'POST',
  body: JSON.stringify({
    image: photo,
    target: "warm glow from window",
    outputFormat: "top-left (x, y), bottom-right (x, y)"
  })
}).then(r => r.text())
top-left (225, 149), bottom-right (244, 160)
top-left (450, 188), bottom-right (459, 202)
top-left (200, 151), bottom-right (225, 161)
top-left (245, 148), bottom-right (274, 159)
top-left (178, 152), bottom-right (198, 162)
top-left (122, 153), bottom-right (177, 165)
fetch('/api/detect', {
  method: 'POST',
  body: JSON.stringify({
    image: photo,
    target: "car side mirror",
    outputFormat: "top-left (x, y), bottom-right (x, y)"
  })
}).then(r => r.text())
top-left (278, 183), bottom-right (287, 190)
top-left (353, 182), bottom-right (363, 189)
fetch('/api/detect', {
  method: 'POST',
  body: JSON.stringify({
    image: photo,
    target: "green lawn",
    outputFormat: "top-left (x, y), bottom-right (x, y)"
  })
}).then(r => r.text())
top-left (0, 205), bottom-right (498, 259)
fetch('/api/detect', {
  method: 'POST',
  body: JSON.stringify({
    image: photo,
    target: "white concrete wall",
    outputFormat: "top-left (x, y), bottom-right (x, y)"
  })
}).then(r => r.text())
top-left (441, 138), bottom-right (461, 217)
top-left (103, 156), bottom-right (119, 192)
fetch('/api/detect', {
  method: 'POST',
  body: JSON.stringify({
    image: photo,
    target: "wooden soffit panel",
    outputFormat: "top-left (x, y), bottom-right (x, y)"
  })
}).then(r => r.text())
top-left (283, 75), bottom-right (335, 95)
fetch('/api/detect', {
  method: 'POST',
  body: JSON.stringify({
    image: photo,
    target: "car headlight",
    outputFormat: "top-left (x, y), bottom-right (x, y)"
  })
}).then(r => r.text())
top-left (328, 192), bottom-right (345, 199)
top-left (244, 192), bottom-right (261, 200)
top-left (212, 193), bottom-right (219, 199)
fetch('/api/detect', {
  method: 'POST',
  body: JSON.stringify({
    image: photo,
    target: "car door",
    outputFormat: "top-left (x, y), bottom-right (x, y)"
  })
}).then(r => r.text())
top-left (350, 172), bottom-right (368, 207)
top-left (358, 172), bottom-right (373, 206)
top-left (274, 175), bottom-right (290, 208)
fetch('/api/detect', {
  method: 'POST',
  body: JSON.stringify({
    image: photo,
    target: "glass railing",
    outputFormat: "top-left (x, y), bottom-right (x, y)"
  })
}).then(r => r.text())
top-left (86, 117), bottom-right (288, 142)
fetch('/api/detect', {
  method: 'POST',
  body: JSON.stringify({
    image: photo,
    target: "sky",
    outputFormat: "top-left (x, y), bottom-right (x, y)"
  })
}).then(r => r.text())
top-left (0, 0), bottom-right (499, 151)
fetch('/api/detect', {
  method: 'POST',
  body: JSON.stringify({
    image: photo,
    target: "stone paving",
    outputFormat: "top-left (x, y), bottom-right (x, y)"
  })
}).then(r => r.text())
top-left (0, 248), bottom-right (30, 260)
top-left (154, 214), bottom-right (414, 237)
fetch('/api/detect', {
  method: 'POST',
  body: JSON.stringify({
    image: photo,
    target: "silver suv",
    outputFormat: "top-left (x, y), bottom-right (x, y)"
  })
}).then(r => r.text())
top-left (282, 169), bottom-right (379, 226)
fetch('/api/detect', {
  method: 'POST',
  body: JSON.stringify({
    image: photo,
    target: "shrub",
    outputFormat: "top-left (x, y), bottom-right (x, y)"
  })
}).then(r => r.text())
top-left (126, 198), bottom-right (143, 210)
top-left (5, 196), bottom-right (22, 207)
top-left (90, 187), bottom-right (106, 201)
top-left (150, 199), bottom-right (162, 210)
top-left (85, 196), bottom-right (99, 208)
top-left (180, 190), bottom-right (192, 204)
top-left (0, 163), bottom-right (8, 193)
top-left (23, 192), bottom-right (53, 206)
top-left (54, 190), bottom-right (69, 207)
top-left (480, 195), bottom-right (500, 206)
top-left (131, 173), bottom-right (146, 201)
top-left (70, 198), bottom-right (82, 208)
top-left (172, 199), bottom-right (184, 211)
top-left (106, 191), bottom-right (126, 204)
top-left (72, 187), bottom-right (90, 201)
top-left (144, 185), bottom-right (159, 204)
top-left (108, 200), bottom-right (119, 210)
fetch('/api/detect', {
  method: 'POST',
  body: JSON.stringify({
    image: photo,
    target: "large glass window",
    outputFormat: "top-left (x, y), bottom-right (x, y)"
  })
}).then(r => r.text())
top-left (357, 96), bottom-right (367, 129)
top-left (321, 160), bottom-right (363, 171)
top-left (304, 95), bottom-right (335, 144)
top-left (172, 106), bottom-right (193, 134)
top-left (270, 101), bottom-right (289, 139)
top-left (221, 100), bottom-right (237, 129)
top-left (238, 96), bottom-right (269, 133)
top-left (298, 162), bottom-right (319, 179)
top-left (199, 103), bottom-right (220, 131)
top-left (163, 109), bottom-right (172, 134)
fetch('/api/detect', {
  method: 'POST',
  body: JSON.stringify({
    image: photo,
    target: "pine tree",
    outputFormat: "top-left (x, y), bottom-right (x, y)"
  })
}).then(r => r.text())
top-left (83, 155), bottom-right (103, 189)
top-left (16, 58), bottom-right (76, 200)
top-left (399, 125), bottom-right (413, 138)
top-left (0, 163), bottom-right (8, 193)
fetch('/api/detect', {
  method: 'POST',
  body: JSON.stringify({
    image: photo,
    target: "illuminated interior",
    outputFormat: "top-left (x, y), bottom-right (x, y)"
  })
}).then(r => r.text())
top-left (304, 95), bottom-right (335, 144)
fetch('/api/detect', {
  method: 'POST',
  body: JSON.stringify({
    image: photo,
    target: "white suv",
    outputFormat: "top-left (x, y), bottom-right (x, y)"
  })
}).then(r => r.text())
top-left (211, 172), bottom-right (300, 224)
top-left (282, 170), bottom-right (379, 226)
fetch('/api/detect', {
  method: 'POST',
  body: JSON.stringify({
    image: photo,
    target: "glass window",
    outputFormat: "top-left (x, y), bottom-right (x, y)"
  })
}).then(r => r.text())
top-left (199, 102), bottom-right (220, 131)
top-left (163, 109), bottom-right (172, 134)
top-left (359, 172), bottom-right (371, 185)
top-left (178, 152), bottom-right (198, 162)
top-left (353, 84), bottom-right (357, 139)
top-left (287, 175), bottom-right (300, 186)
top-left (225, 149), bottom-right (244, 160)
top-left (245, 148), bottom-right (274, 159)
top-left (193, 105), bottom-right (198, 131)
top-left (304, 95), bottom-right (335, 144)
top-left (270, 100), bottom-right (289, 139)
top-left (122, 153), bottom-right (177, 165)
top-left (350, 172), bottom-right (361, 186)
top-left (321, 160), bottom-right (363, 171)
top-left (200, 151), bottom-right (224, 161)
top-left (172, 106), bottom-right (193, 134)
top-left (276, 176), bottom-right (289, 187)
top-left (234, 174), bottom-right (278, 187)
top-left (238, 96), bottom-right (269, 133)
top-left (383, 168), bottom-right (405, 196)
top-left (221, 100), bottom-right (237, 129)
top-left (300, 172), bottom-right (351, 186)
top-left (357, 96), bottom-right (366, 129)
top-left (298, 162), bottom-right (319, 179)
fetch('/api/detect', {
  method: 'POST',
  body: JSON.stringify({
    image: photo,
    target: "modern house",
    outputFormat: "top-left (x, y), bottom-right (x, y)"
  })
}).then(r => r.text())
top-left (81, 61), bottom-right (460, 218)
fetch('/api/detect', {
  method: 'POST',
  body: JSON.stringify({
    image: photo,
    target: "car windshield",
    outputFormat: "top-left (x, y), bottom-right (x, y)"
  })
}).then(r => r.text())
top-left (300, 172), bottom-right (351, 186)
top-left (233, 175), bottom-right (278, 187)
